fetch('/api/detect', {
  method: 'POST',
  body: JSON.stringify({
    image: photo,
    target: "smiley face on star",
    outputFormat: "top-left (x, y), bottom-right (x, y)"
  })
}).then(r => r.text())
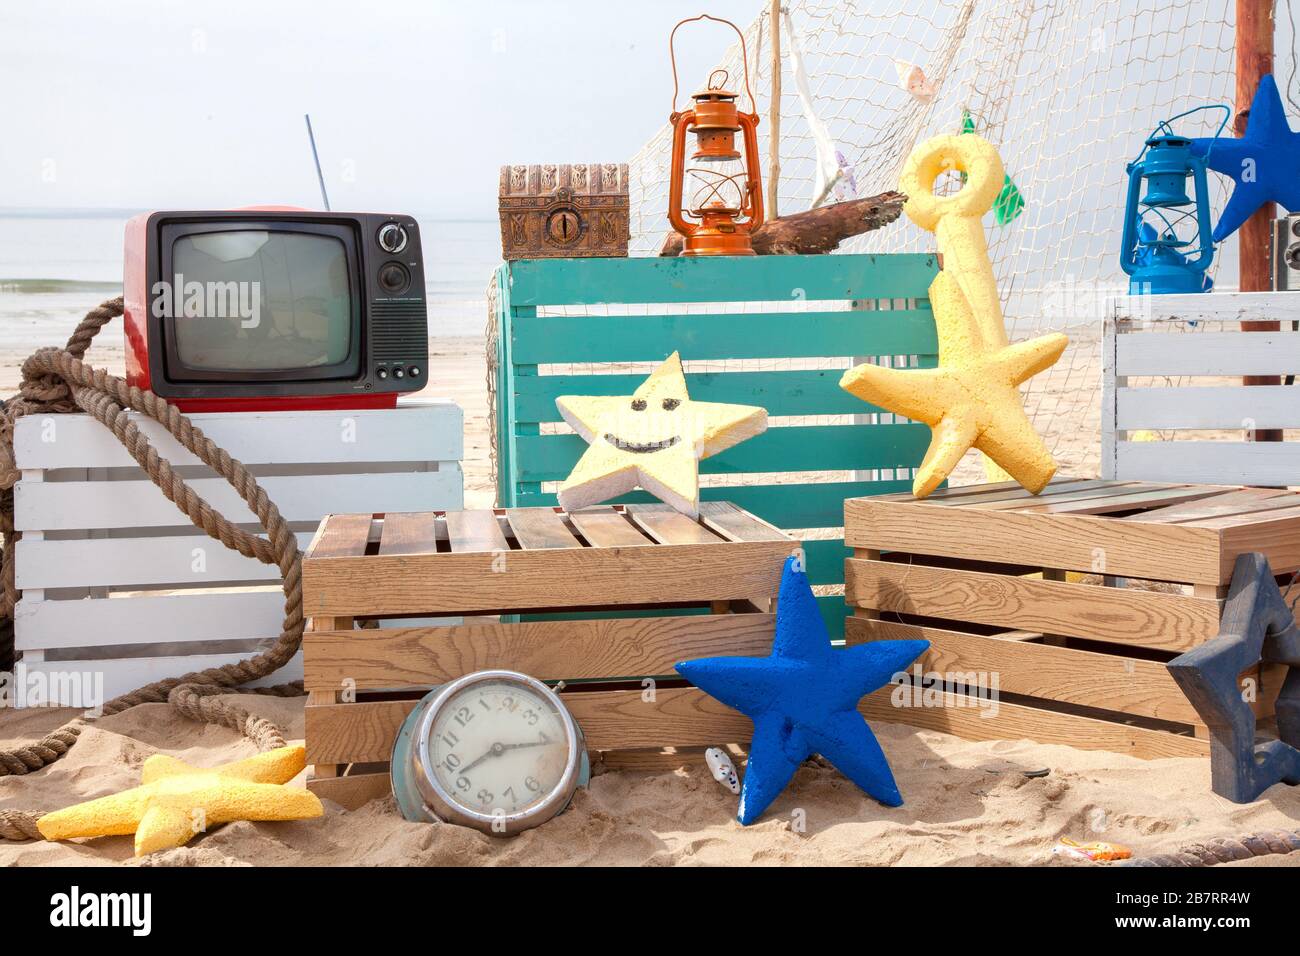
top-left (555, 352), bottom-right (767, 517)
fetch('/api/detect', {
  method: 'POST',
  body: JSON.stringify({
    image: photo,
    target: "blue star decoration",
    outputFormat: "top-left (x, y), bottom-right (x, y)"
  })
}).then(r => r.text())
top-left (1191, 74), bottom-right (1300, 243)
top-left (675, 555), bottom-right (928, 825)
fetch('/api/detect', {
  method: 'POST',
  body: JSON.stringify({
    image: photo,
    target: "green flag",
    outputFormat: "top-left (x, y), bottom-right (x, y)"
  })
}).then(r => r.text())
top-left (960, 110), bottom-right (1025, 226)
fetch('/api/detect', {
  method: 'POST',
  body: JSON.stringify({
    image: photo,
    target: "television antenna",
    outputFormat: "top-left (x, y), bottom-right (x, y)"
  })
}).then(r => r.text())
top-left (304, 113), bottom-right (332, 211)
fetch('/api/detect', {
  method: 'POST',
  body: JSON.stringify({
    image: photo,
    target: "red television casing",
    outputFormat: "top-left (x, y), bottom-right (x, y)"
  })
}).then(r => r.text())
top-left (123, 207), bottom-right (429, 412)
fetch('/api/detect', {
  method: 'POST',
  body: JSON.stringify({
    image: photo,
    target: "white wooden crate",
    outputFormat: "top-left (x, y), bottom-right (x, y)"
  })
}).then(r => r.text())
top-left (1104, 291), bottom-right (1300, 485)
top-left (12, 397), bottom-right (464, 705)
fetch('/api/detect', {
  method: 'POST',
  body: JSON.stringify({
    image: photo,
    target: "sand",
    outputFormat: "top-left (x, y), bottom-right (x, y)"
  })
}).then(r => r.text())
top-left (1, 325), bottom-right (1298, 867)
top-left (6, 695), bottom-right (1300, 866)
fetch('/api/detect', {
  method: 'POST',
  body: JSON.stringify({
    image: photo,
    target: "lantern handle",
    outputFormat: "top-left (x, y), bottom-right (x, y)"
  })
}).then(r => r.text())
top-left (669, 14), bottom-right (756, 116)
top-left (1128, 103), bottom-right (1231, 169)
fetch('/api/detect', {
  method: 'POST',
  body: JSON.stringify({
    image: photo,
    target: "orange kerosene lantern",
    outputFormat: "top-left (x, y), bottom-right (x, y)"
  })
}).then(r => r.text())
top-left (667, 15), bottom-right (765, 256)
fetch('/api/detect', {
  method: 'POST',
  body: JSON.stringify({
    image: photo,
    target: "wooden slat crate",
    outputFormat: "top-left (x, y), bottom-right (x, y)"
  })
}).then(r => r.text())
top-left (843, 478), bottom-right (1300, 759)
top-left (12, 398), bottom-right (463, 705)
top-left (1105, 290), bottom-right (1300, 484)
top-left (490, 253), bottom-right (940, 637)
top-left (301, 501), bottom-right (799, 808)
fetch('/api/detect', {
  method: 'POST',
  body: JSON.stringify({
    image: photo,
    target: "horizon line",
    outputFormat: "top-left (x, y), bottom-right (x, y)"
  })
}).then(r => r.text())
top-left (0, 206), bottom-right (496, 222)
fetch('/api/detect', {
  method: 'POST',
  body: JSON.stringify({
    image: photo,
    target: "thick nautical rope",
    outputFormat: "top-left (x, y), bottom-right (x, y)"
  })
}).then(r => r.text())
top-left (0, 298), bottom-right (307, 839)
top-left (1119, 829), bottom-right (1300, 866)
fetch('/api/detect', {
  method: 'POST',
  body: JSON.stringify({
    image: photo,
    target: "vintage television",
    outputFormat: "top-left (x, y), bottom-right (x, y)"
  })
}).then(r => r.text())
top-left (123, 208), bottom-right (428, 411)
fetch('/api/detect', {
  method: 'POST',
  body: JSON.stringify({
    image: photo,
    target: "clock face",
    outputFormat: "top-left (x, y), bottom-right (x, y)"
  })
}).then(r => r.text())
top-left (426, 678), bottom-right (572, 818)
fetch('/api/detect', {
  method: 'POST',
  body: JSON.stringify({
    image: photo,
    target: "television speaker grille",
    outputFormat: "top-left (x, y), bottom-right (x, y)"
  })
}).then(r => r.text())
top-left (370, 300), bottom-right (428, 361)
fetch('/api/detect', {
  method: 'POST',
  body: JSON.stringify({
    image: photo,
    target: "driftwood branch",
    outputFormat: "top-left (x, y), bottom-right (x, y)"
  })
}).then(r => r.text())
top-left (659, 190), bottom-right (906, 257)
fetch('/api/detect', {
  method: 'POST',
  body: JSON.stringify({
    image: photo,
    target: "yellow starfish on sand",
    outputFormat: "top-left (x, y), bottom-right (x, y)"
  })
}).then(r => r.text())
top-left (556, 352), bottom-right (767, 517)
top-left (37, 745), bottom-right (323, 857)
top-left (840, 133), bottom-right (1067, 499)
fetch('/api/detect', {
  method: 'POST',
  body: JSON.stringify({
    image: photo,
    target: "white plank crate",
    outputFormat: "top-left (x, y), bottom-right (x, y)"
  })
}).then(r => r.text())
top-left (1104, 291), bottom-right (1300, 485)
top-left (11, 397), bottom-right (463, 705)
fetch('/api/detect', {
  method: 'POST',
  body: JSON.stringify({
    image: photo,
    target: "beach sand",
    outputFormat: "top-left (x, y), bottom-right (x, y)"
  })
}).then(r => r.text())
top-left (1, 324), bottom-right (1296, 867)
top-left (6, 694), bottom-right (1300, 866)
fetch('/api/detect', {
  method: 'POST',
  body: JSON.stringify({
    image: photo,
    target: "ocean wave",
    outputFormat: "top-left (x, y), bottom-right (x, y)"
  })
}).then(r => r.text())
top-left (0, 278), bottom-right (123, 294)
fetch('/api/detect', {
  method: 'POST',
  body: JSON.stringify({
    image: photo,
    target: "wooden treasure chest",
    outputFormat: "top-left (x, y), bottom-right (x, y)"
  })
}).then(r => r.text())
top-left (498, 163), bottom-right (629, 260)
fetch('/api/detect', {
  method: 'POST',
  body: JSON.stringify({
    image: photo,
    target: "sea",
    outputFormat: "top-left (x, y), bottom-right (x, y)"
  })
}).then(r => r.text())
top-left (0, 211), bottom-right (501, 348)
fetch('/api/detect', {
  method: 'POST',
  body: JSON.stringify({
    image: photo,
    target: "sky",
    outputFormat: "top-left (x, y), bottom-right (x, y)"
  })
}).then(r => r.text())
top-left (0, 0), bottom-right (760, 219)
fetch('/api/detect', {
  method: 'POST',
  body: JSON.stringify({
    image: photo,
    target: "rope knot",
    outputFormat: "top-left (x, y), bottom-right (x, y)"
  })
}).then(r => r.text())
top-left (18, 348), bottom-right (76, 410)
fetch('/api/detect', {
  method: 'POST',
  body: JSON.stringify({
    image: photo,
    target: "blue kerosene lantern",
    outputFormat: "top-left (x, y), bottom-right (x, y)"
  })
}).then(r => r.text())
top-left (1120, 107), bottom-right (1227, 294)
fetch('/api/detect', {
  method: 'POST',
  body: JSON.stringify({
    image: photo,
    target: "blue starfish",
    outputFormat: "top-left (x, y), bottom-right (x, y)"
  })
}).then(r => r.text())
top-left (676, 555), bottom-right (928, 825)
top-left (1190, 74), bottom-right (1300, 242)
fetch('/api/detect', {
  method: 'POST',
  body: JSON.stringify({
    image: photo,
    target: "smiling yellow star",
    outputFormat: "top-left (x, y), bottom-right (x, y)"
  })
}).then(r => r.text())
top-left (37, 745), bottom-right (323, 857)
top-left (555, 352), bottom-right (767, 517)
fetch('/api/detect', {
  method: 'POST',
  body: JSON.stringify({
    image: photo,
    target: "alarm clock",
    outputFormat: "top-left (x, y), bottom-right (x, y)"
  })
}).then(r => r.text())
top-left (390, 670), bottom-right (589, 836)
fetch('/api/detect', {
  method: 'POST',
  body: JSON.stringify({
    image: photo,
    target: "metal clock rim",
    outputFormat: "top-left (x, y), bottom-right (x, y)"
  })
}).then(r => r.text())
top-left (411, 669), bottom-right (584, 834)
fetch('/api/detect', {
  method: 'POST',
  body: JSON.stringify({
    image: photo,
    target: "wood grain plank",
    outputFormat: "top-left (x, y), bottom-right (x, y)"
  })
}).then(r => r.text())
top-left (1116, 384), bottom-right (1300, 430)
top-left (306, 683), bottom-right (1207, 765)
top-left (308, 772), bottom-right (392, 809)
top-left (846, 617), bottom-right (1201, 724)
top-left (378, 513), bottom-right (439, 556)
top-left (1217, 508), bottom-right (1300, 580)
top-left (12, 400), bottom-right (463, 469)
top-left (308, 514), bottom-right (374, 558)
top-left (844, 495), bottom-right (1225, 584)
top-left (1116, 440), bottom-right (1300, 487)
top-left (304, 612), bottom-right (777, 690)
top-left (627, 505), bottom-right (726, 545)
top-left (873, 478), bottom-right (1024, 502)
top-left (14, 471), bottom-right (459, 532)
top-left (566, 508), bottom-right (654, 548)
top-left (697, 501), bottom-right (790, 542)
top-left (915, 477), bottom-right (1107, 506)
top-left (444, 510), bottom-right (509, 552)
top-left (505, 508), bottom-right (583, 549)
top-left (1116, 330), bottom-right (1300, 377)
top-left (303, 540), bottom-right (792, 615)
top-left (1122, 488), bottom-right (1289, 523)
top-left (306, 687), bottom-right (754, 762)
top-left (845, 558), bottom-right (1220, 651)
top-left (1111, 290), bottom-right (1300, 327)
top-left (859, 688), bottom-right (1209, 759)
top-left (965, 481), bottom-right (1148, 510)
top-left (1188, 502), bottom-right (1300, 530)
top-left (1008, 485), bottom-right (1222, 516)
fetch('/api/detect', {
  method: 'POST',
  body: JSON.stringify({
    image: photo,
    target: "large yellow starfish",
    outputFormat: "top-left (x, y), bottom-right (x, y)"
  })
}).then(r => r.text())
top-left (556, 352), bottom-right (767, 517)
top-left (840, 133), bottom-right (1067, 498)
top-left (37, 745), bottom-right (323, 857)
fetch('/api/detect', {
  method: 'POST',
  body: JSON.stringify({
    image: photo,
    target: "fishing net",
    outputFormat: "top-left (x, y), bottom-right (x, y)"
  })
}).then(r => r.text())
top-left (621, 0), bottom-right (1268, 480)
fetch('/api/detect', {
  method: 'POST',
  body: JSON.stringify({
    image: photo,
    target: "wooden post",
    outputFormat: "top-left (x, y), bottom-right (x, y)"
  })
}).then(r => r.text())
top-left (1236, 0), bottom-right (1280, 441)
top-left (767, 0), bottom-right (781, 220)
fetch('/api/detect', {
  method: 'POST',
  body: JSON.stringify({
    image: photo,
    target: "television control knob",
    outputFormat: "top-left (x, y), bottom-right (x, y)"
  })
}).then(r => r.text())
top-left (377, 261), bottom-right (411, 295)
top-left (377, 223), bottom-right (408, 254)
top-left (393, 367), bottom-right (405, 379)
top-left (376, 367), bottom-right (389, 379)
top-left (409, 366), bottom-right (421, 377)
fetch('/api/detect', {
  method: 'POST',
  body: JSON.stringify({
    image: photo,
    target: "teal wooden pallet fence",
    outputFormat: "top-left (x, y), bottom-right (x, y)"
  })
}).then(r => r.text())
top-left (493, 254), bottom-right (939, 637)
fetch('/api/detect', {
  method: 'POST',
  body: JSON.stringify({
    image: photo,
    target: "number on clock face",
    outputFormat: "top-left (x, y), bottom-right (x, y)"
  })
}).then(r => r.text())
top-left (428, 680), bottom-right (569, 816)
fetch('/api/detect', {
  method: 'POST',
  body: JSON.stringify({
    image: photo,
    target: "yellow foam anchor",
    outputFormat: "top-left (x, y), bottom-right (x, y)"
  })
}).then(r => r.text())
top-left (840, 134), bottom-right (1067, 498)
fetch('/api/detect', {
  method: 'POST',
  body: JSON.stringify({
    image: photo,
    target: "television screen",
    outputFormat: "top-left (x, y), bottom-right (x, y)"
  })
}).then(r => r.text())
top-left (170, 230), bottom-right (353, 373)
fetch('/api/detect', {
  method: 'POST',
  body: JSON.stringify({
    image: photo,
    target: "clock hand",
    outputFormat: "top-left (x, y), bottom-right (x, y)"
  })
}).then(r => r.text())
top-left (456, 733), bottom-right (553, 774)
top-left (498, 732), bottom-right (552, 752)
top-left (458, 742), bottom-right (503, 774)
